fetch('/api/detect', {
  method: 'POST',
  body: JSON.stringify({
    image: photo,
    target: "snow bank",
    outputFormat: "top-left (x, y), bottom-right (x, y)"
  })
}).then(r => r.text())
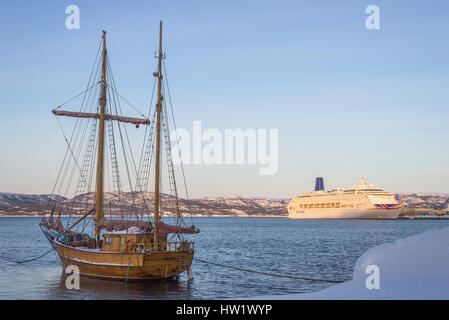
top-left (248, 226), bottom-right (449, 299)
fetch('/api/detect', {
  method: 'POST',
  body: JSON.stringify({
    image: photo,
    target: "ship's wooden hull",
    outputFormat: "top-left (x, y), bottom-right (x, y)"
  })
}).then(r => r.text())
top-left (54, 240), bottom-right (193, 281)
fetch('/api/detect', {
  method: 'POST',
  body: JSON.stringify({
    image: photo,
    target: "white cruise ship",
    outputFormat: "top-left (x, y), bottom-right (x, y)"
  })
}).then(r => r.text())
top-left (288, 177), bottom-right (405, 219)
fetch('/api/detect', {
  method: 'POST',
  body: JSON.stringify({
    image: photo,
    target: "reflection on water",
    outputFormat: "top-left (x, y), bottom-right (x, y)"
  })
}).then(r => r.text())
top-left (52, 273), bottom-right (193, 300)
top-left (1, 217), bottom-right (449, 299)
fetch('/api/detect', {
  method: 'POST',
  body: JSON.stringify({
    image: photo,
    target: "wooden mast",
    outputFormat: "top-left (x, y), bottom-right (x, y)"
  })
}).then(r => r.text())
top-left (43, 25), bottom-right (198, 283)
top-left (153, 21), bottom-right (163, 251)
top-left (95, 31), bottom-right (107, 248)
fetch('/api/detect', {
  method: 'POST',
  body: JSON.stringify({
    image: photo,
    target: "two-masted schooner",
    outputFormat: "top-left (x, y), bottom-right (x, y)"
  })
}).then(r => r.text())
top-left (40, 21), bottom-right (199, 281)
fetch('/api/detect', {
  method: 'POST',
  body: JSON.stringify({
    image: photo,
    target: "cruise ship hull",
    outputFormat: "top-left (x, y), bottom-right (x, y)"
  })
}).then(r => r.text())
top-left (288, 207), bottom-right (403, 220)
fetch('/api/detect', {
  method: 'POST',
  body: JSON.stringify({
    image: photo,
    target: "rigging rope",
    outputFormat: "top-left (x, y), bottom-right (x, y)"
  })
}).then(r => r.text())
top-left (54, 115), bottom-right (83, 175)
top-left (163, 60), bottom-right (194, 227)
top-left (54, 82), bottom-right (100, 110)
top-left (106, 57), bottom-right (139, 188)
top-left (115, 90), bottom-right (149, 120)
top-left (193, 258), bottom-right (344, 283)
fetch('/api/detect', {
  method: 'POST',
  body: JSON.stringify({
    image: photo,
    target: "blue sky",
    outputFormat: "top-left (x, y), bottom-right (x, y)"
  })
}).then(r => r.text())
top-left (1, 0), bottom-right (449, 197)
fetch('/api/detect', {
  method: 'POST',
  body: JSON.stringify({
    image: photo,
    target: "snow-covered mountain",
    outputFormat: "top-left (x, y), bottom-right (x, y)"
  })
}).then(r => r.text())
top-left (395, 193), bottom-right (449, 210)
top-left (0, 192), bottom-right (65, 210)
top-left (0, 191), bottom-right (288, 216)
top-left (52, 192), bottom-right (288, 217)
top-left (0, 191), bottom-right (448, 216)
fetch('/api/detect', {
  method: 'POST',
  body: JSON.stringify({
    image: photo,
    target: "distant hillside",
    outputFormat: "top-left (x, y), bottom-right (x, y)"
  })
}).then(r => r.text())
top-left (0, 191), bottom-right (289, 217)
top-left (0, 192), bottom-right (65, 210)
top-left (0, 191), bottom-right (447, 216)
top-left (395, 193), bottom-right (449, 210)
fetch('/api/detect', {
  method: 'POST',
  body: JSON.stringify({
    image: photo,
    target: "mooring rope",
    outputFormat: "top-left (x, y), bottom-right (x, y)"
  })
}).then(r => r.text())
top-left (0, 248), bottom-right (54, 264)
top-left (194, 258), bottom-right (344, 283)
top-left (0, 249), bottom-right (344, 284)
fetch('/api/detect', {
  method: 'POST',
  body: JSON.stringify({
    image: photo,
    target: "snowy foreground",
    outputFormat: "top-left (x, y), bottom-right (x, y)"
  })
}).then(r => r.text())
top-left (247, 226), bottom-right (449, 300)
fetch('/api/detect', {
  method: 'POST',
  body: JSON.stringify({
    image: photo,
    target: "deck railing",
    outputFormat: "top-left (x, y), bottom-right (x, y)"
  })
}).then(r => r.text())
top-left (167, 241), bottom-right (194, 252)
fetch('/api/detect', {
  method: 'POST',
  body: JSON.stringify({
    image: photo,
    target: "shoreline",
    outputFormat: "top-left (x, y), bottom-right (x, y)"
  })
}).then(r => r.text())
top-left (398, 215), bottom-right (449, 220)
top-left (0, 214), bottom-right (286, 218)
top-left (1, 215), bottom-right (449, 220)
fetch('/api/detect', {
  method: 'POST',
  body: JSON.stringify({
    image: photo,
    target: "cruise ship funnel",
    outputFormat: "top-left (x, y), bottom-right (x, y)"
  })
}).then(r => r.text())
top-left (315, 177), bottom-right (325, 191)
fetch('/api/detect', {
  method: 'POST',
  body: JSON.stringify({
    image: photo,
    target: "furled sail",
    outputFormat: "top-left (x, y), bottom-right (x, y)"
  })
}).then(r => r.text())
top-left (157, 221), bottom-right (199, 236)
top-left (52, 109), bottom-right (150, 127)
top-left (98, 218), bottom-right (153, 233)
top-left (41, 216), bottom-right (65, 232)
top-left (97, 219), bottom-right (198, 236)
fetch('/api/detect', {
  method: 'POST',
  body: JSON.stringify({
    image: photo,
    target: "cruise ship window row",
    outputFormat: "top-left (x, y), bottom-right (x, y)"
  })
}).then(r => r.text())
top-left (290, 202), bottom-right (369, 210)
top-left (293, 203), bottom-right (343, 209)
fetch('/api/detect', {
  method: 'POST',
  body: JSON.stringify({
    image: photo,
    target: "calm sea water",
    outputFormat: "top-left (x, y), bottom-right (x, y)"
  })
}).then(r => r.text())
top-left (0, 217), bottom-right (448, 299)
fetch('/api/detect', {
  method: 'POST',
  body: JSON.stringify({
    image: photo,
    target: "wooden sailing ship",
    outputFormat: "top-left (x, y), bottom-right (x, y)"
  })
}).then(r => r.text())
top-left (40, 21), bottom-right (199, 281)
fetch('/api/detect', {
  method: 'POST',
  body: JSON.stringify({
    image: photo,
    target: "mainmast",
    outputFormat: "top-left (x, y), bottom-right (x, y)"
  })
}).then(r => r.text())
top-left (153, 21), bottom-right (163, 250)
top-left (50, 31), bottom-right (152, 241)
top-left (95, 30), bottom-right (107, 247)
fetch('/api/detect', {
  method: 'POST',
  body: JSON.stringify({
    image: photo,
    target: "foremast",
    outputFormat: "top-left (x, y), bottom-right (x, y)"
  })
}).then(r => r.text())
top-left (95, 31), bottom-right (107, 247)
top-left (153, 20), bottom-right (163, 251)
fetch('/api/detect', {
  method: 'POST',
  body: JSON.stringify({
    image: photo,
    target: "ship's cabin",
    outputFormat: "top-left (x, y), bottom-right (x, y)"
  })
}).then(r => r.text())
top-left (102, 233), bottom-right (168, 253)
top-left (61, 231), bottom-right (194, 253)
